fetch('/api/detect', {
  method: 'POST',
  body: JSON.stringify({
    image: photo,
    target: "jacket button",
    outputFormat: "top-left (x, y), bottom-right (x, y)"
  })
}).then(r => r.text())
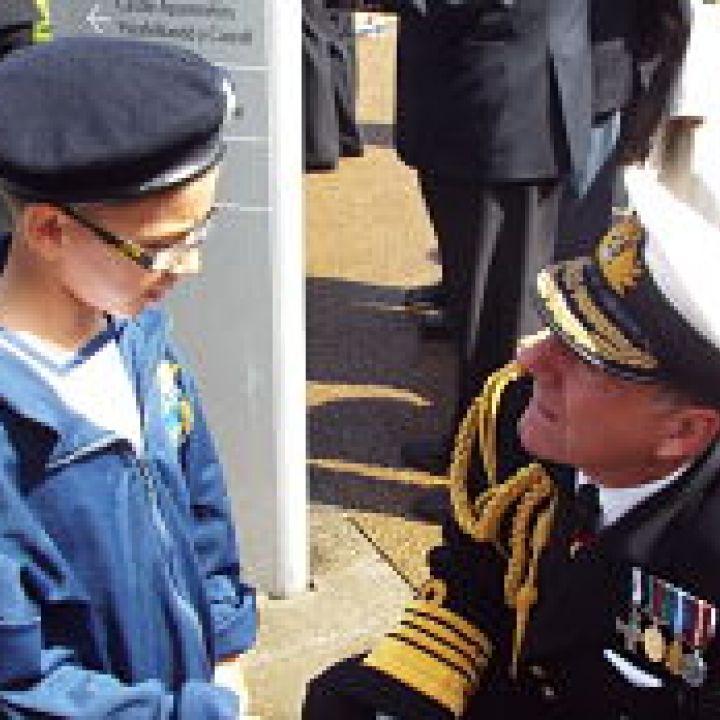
top-left (541, 684), bottom-right (557, 701)
top-left (529, 664), bottom-right (546, 679)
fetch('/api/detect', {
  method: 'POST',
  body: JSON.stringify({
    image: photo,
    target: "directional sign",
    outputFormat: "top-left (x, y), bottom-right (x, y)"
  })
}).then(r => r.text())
top-left (53, 2), bottom-right (264, 64)
top-left (49, 1), bottom-right (307, 597)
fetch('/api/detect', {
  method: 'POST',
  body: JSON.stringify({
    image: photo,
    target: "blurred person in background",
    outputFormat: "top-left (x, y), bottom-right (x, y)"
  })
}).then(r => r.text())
top-left (304, 0), bottom-right (363, 172)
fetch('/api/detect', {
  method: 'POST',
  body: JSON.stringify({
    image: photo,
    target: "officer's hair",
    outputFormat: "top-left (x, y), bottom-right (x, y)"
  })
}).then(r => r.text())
top-left (0, 188), bottom-right (25, 223)
top-left (655, 382), bottom-right (720, 414)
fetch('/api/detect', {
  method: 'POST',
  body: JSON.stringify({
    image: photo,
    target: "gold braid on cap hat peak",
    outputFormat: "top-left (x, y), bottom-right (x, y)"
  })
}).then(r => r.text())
top-left (446, 352), bottom-right (557, 676)
top-left (536, 258), bottom-right (657, 371)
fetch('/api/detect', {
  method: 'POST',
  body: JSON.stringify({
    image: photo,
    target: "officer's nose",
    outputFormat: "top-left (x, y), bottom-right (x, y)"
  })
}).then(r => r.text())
top-left (516, 330), bottom-right (565, 377)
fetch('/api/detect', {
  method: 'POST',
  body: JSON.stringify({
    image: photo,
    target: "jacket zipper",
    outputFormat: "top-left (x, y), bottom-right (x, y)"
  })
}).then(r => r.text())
top-left (136, 457), bottom-right (208, 665)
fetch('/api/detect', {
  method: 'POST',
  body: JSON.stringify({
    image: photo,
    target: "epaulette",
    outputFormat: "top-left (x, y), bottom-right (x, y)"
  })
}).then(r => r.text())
top-left (447, 358), bottom-right (559, 675)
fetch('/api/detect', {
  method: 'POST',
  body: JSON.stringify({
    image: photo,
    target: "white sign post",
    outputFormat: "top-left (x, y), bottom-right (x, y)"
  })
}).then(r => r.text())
top-left (50, 0), bottom-right (308, 597)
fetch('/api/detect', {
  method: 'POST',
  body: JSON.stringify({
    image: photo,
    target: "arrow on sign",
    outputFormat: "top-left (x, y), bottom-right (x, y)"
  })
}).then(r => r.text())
top-left (86, 4), bottom-right (113, 33)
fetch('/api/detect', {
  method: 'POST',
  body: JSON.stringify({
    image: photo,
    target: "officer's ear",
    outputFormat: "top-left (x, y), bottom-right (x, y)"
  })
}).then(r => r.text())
top-left (22, 204), bottom-right (68, 261)
top-left (655, 407), bottom-right (720, 462)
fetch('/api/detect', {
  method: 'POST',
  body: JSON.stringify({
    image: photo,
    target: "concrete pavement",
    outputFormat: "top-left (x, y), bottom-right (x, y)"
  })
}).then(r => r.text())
top-left (240, 16), bottom-right (452, 717)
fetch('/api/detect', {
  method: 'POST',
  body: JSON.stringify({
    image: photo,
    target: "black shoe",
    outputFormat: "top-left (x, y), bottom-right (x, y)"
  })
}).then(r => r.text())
top-left (400, 437), bottom-right (451, 475)
top-left (418, 310), bottom-right (457, 341)
top-left (304, 160), bottom-right (337, 173)
top-left (410, 486), bottom-right (452, 523)
top-left (340, 141), bottom-right (364, 158)
top-left (403, 282), bottom-right (447, 310)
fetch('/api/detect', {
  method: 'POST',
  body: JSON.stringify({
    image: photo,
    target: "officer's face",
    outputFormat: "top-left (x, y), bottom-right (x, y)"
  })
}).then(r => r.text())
top-left (516, 333), bottom-right (681, 487)
top-left (56, 167), bottom-right (219, 318)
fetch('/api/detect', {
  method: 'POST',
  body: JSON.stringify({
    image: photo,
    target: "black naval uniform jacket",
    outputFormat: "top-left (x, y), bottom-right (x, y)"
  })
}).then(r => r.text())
top-left (395, 0), bottom-right (591, 183)
top-left (310, 367), bottom-right (720, 719)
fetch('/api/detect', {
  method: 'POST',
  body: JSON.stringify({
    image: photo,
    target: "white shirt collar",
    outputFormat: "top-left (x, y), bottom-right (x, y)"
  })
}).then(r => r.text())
top-left (576, 464), bottom-right (690, 528)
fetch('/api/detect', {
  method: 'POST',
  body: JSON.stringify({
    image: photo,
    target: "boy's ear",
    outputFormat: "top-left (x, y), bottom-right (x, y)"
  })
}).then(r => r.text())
top-left (21, 204), bottom-right (66, 261)
top-left (656, 408), bottom-right (720, 462)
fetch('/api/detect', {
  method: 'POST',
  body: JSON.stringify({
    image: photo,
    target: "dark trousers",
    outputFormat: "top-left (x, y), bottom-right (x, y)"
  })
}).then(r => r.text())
top-left (419, 173), bottom-right (561, 419)
top-left (329, 11), bottom-right (363, 156)
top-left (303, 2), bottom-right (362, 171)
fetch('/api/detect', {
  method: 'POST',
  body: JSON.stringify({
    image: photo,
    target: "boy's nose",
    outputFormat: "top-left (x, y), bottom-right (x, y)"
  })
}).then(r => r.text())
top-left (166, 247), bottom-right (202, 276)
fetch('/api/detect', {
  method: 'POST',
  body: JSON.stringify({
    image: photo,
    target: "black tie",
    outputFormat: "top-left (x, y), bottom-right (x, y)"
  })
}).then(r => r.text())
top-left (569, 483), bottom-right (601, 557)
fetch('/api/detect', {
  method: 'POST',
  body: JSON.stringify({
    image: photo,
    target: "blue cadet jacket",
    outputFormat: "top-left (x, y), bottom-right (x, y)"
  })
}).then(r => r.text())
top-left (0, 263), bottom-right (257, 714)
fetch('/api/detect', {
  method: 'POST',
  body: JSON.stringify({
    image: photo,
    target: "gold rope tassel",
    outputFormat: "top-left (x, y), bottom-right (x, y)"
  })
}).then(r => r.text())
top-left (446, 360), bottom-right (558, 677)
top-left (503, 472), bottom-right (555, 604)
top-left (447, 363), bottom-right (522, 541)
top-left (509, 496), bottom-right (557, 677)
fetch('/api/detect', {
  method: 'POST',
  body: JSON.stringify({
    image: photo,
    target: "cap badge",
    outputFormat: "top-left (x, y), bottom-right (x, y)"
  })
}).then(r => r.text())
top-left (596, 213), bottom-right (644, 296)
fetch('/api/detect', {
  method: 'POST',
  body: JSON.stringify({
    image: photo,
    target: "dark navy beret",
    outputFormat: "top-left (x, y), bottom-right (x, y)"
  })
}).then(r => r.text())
top-left (0, 36), bottom-right (228, 203)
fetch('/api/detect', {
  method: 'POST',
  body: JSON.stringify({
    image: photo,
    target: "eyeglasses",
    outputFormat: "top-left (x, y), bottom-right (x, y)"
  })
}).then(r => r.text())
top-left (55, 203), bottom-right (217, 272)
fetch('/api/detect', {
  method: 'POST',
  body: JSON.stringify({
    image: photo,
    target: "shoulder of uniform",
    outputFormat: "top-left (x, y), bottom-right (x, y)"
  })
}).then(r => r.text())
top-left (449, 359), bottom-right (531, 492)
top-left (445, 357), bottom-right (561, 673)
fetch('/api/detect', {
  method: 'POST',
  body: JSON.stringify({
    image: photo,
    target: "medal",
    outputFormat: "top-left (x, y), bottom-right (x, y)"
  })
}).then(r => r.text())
top-left (616, 611), bottom-right (641, 653)
top-left (616, 568), bottom-right (643, 652)
top-left (652, 576), bottom-right (664, 621)
top-left (643, 624), bottom-right (665, 663)
top-left (681, 650), bottom-right (707, 688)
top-left (680, 599), bottom-right (716, 687)
top-left (678, 597), bottom-right (717, 687)
top-left (665, 584), bottom-right (685, 677)
top-left (666, 639), bottom-right (684, 676)
top-left (632, 568), bottom-right (642, 609)
top-left (700, 600), bottom-right (718, 649)
top-left (681, 592), bottom-right (695, 646)
top-left (642, 574), bottom-right (666, 663)
top-left (624, 569), bottom-right (718, 685)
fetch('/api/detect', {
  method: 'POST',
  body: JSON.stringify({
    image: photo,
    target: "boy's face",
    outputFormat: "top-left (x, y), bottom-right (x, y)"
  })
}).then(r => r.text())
top-left (53, 167), bottom-right (219, 318)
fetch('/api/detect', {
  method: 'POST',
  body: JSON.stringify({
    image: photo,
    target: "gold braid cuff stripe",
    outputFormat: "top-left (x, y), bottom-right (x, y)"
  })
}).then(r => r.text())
top-left (363, 601), bottom-right (493, 716)
top-left (400, 616), bottom-right (484, 673)
top-left (406, 600), bottom-right (493, 657)
top-left (390, 625), bottom-right (480, 683)
top-left (364, 639), bottom-right (488, 717)
top-left (364, 638), bottom-right (476, 717)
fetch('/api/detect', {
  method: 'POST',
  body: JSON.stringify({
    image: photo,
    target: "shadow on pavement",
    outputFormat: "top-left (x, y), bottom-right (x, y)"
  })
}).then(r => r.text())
top-left (307, 276), bottom-right (455, 521)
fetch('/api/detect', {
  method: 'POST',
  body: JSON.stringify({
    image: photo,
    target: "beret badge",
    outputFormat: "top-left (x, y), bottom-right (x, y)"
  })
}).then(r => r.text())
top-left (596, 212), bottom-right (644, 296)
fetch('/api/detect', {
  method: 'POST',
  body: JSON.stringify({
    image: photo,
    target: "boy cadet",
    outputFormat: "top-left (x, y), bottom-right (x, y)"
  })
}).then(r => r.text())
top-left (304, 169), bottom-right (720, 719)
top-left (0, 37), bottom-right (256, 717)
